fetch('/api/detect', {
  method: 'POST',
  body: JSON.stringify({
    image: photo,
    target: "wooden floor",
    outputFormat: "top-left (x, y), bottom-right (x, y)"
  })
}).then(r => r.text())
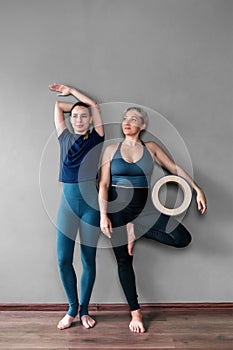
top-left (0, 310), bottom-right (232, 350)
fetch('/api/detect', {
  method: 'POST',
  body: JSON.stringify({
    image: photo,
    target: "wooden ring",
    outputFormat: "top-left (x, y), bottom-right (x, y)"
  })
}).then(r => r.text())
top-left (151, 175), bottom-right (192, 216)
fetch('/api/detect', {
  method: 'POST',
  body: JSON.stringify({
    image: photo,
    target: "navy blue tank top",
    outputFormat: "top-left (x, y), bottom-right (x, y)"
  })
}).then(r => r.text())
top-left (110, 142), bottom-right (154, 188)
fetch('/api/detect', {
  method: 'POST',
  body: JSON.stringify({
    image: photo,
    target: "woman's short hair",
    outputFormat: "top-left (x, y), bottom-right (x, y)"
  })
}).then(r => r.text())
top-left (124, 107), bottom-right (149, 127)
top-left (70, 101), bottom-right (92, 116)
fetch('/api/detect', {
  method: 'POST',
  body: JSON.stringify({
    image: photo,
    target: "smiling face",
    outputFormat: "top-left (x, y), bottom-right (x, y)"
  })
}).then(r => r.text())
top-left (122, 109), bottom-right (146, 136)
top-left (70, 106), bottom-right (92, 134)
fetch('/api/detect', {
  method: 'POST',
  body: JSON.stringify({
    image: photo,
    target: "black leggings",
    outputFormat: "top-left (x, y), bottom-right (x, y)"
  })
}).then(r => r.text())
top-left (108, 186), bottom-right (192, 311)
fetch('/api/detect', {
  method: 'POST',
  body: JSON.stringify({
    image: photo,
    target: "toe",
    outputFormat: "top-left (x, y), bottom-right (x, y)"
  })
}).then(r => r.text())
top-left (81, 315), bottom-right (95, 329)
top-left (83, 320), bottom-right (90, 329)
top-left (57, 314), bottom-right (74, 330)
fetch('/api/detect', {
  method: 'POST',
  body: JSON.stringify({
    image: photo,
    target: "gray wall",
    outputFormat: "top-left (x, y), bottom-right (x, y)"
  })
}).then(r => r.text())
top-left (0, 0), bottom-right (232, 304)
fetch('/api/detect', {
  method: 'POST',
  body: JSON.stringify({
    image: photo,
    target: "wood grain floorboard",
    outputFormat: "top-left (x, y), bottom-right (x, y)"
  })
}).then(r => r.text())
top-left (0, 310), bottom-right (232, 349)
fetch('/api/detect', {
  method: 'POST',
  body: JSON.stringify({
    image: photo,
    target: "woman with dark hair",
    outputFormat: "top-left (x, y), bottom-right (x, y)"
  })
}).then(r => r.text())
top-left (98, 106), bottom-right (206, 333)
top-left (49, 83), bottom-right (104, 330)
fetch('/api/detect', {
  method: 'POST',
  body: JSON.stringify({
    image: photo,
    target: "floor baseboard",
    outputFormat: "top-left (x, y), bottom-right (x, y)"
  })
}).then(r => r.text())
top-left (0, 302), bottom-right (232, 312)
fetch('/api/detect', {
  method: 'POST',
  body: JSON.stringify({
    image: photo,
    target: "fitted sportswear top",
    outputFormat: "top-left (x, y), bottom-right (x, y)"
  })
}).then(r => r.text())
top-left (110, 142), bottom-right (154, 188)
top-left (58, 128), bottom-right (104, 183)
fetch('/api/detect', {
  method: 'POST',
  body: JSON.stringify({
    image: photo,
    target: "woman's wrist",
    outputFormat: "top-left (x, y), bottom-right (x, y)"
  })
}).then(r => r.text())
top-left (100, 212), bottom-right (108, 218)
top-left (69, 87), bottom-right (76, 96)
top-left (194, 186), bottom-right (203, 195)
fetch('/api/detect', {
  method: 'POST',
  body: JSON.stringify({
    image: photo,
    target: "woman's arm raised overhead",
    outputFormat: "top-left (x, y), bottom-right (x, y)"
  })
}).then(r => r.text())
top-left (49, 83), bottom-right (104, 137)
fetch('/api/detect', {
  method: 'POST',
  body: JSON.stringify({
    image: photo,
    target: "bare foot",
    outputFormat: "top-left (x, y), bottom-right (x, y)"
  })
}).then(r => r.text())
top-left (129, 309), bottom-right (145, 333)
top-left (81, 315), bottom-right (96, 329)
top-left (57, 314), bottom-right (74, 330)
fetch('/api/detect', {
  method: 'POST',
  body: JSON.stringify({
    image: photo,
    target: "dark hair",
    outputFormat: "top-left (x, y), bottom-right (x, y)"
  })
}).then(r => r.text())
top-left (70, 101), bottom-right (92, 116)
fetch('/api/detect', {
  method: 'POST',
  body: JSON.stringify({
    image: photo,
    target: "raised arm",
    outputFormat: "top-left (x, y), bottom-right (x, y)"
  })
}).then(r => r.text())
top-left (146, 141), bottom-right (207, 214)
top-left (49, 83), bottom-right (104, 137)
top-left (90, 103), bottom-right (104, 137)
top-left (53, 101), bottom-right (73, 136)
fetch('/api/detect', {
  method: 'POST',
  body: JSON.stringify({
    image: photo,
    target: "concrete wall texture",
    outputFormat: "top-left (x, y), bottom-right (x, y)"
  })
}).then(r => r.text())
top-left (0, 0), bottom-right (232, 304)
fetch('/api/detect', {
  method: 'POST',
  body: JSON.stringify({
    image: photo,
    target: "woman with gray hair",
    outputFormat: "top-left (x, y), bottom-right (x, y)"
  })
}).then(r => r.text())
top-left (99, 106), bottom-right (206, 332)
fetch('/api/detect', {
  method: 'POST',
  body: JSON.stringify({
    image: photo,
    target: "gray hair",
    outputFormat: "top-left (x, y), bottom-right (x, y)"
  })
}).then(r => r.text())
top-left (124, 107), bottom-right (149, 127)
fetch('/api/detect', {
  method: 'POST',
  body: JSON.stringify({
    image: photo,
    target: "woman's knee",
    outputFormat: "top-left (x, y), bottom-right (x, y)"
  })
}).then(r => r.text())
top-left (113, 247), bottom-right (133, 268)
top-left (80, 245), bottom-right (96, 269)
top-left (173, 230), bottom-right (192, 248)
top-left (57, 255), bottom-right (73, 271)
top-left (166, 219), bottom-right (192, 248)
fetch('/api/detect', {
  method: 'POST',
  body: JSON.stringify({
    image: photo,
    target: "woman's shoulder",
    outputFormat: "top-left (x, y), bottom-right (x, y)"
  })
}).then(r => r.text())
top-left (103, 143), bottom-right (120, 161)
top-left (91, 127), bottom-right (105, 139)
top-left (144, 141), bottom-right (159, 160)
top-left (58, 127), bottom-right (70, 141)
top-left (107, 142), bottom-right (119, 150)
top-left (144, 140), bottom-right (159, 150)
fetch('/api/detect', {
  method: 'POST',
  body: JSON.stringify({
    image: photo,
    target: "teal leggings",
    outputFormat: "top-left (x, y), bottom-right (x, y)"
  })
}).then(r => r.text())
top-left (56, 182), bottom-right (100, 318)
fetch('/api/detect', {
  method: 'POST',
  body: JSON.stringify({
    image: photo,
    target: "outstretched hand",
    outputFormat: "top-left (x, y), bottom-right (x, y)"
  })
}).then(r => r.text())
top-left (49, 83), bottom-right (71, 96)
top-left (196, 189), bottom-right (207, 214)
